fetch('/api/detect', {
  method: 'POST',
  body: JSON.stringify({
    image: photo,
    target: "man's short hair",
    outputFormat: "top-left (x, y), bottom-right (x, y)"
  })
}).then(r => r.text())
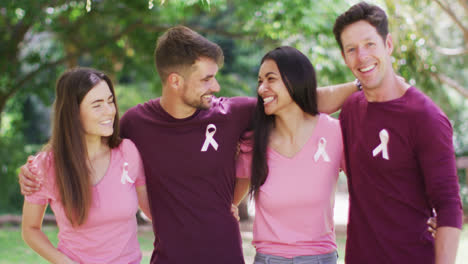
top-left (154, 26), bottom-right (224, 82)
top-left (333, 2), bottom-right (389, 52)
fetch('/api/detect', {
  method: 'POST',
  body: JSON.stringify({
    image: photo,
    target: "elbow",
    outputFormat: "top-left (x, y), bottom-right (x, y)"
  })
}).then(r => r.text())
top-left (21, 223), bottom-right (40, 246)
top-left (21, 225), bottom-right (31, 245)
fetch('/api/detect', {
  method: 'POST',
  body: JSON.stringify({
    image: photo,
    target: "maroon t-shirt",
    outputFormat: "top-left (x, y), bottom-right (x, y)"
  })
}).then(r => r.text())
top-left (340, 87), bottom-right (463, 264)
top-left (120, 96), bottom-right (256, 264)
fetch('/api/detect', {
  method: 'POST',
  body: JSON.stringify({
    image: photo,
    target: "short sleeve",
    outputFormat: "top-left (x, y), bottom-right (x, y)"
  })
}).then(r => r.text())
top-left (323, 114), bottom-right (346, 174)
top-left (229, 97), bottom-right (257, 133)
top-left (121, 139), bottom-right (146, 187)
top-left (25, 152), bottom-right (54, 205)
top-left (236, 134), bottom-right (253, 179)
top-left (337, 124), bottom-right (347, 174)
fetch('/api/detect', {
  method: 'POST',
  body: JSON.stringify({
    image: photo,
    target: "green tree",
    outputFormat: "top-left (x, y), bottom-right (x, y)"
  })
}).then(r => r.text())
top-left (0, 0), bottom-right (349, 212)
top-left (1, 0), bottom-right (466, 213)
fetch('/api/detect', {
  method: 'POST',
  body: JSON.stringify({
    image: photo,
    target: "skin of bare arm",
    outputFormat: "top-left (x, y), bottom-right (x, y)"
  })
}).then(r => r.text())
top-left (22, 201), bottom-right (77, 264)
top-left (317, 82), bottom-right (357, 114)
top-left (136, 185), bottom-right (152, 221)
top-left (233, 178), bottom-right (250, 206)
top-left (434, 226), bottom-right (461, 264)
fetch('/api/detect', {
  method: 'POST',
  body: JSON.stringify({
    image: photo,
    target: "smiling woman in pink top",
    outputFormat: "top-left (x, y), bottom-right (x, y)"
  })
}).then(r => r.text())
top-left (234, 46), bottom-right (344, 264)
top-left (21, 68), bottom-right (151, 264)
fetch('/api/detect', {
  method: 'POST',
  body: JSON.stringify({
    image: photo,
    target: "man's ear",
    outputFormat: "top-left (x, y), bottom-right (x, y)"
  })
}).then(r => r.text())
top-left (167, 72), bottom-right (184, 91)
top-left (385, 33), bottom-right (394, 55)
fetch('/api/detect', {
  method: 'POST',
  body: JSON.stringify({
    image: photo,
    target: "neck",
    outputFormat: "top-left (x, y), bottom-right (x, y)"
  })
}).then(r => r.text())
top-left (364, 72), bottom-right (410, 102)
top-left (160, 86), bottom-right (197, 119)
top-left (273, 105), bottom-right (317, 141)
top-left (85, 136), bottom-right (108, 161)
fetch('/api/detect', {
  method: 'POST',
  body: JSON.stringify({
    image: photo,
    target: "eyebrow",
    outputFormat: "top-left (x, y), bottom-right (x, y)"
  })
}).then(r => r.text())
top-left (344, 37), bottom-right (376, 49)
top-left (91, 95), bottom-right (113, 104)
top-left (201, 74), bottom-right (215, 80)
top-left (259, 72), bottom-right (278, 79)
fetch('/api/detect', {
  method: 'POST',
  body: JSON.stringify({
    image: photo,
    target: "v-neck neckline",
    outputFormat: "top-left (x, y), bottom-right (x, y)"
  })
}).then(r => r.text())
top-left (92, 148), bottom-right (113, 188)
top-left (268, 114), bottom-right (322, 160)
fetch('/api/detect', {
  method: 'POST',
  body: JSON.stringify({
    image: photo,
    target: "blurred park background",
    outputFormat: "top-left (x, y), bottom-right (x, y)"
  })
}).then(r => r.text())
top-left (0, 0), bottom-right (467, 262)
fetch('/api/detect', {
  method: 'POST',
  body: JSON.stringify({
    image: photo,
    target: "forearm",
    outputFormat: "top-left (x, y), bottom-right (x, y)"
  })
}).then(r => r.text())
top-left (22, 201), bottom-right (74, 264)
top-left (317, 81), bottom-right (357, 114)
top-left (233, 178), bottom-right (250, 206)
top-left (434, 226), bottom-right (461, 264)
top-left (22, 228), bottom-right (72, 264)
top-left (137, 185), bottom-right (152, 221)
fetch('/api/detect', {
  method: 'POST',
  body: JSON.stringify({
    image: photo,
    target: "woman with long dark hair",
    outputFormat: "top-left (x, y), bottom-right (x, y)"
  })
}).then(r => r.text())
top-left (235, 46), bottom-right (344, 264)
top-left (21, 68), bottom-right (151, 264)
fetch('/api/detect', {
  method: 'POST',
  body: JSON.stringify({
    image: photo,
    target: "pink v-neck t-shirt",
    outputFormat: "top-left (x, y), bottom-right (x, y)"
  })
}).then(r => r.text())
top-left (236, 114), bottom-right (344, 258)
top-left (25, 139), bottom-right (146, 264)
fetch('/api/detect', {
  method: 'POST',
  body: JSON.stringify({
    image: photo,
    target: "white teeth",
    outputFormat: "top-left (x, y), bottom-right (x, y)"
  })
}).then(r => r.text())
top-left (101, 120), bottom-right (112, 125)
top-left (359, 64), bottom-right (375, 73)
top-left (202, 95), bottom-right (212, 99)
top-left (263, 96), bottom-right (274, 104)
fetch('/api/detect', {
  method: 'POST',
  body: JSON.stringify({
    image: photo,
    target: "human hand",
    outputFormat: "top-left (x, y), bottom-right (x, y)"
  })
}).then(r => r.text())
top-left (18, 156), bottom-right (42, 195)
top-left (235, 142), bottom-right (241, 159)
top-left (427, 216), bottom-right (437, 238)
top-left (231, 203), bottom-right (240, 222)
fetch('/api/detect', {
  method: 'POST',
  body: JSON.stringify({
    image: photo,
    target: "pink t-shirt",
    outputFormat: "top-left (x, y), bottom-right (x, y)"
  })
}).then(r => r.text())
top-left (25, 139), bottom-right (146, 264)
top-left (236, 114), bottom-right (344, 258)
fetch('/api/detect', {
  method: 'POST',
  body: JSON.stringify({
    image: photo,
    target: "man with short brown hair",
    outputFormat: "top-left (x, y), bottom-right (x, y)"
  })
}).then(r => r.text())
top-left (334, 2), bottom-right (463, 264)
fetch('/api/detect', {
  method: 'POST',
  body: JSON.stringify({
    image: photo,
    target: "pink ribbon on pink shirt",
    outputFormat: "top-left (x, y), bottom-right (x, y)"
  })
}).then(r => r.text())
top-left (121, 162), bottom-right (134, 184)
top-left (314, 137), bottom-right (331, 162)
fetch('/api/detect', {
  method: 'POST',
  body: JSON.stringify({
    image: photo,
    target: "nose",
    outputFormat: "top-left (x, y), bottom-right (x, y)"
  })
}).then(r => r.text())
top-left (211, 78), bottom-right (220, 93)
top-left (105, 102), bottom-right (116, 115)
top-left (357, 47), bottom-right (369, 61)
top-left (257, 82), bottom-right (267, 95)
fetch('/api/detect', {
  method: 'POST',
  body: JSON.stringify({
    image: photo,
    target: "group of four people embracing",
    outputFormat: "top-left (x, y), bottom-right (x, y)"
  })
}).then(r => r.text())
top-left (18, 2), bottom-right (463, 264)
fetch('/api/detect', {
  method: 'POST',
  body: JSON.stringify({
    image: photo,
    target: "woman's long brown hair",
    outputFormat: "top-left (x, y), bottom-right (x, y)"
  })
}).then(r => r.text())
top-left (50, 68), bottom-right (121, 226)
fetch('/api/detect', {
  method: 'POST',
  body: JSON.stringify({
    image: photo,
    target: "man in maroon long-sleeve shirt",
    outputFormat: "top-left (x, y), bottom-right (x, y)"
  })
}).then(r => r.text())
top-left (333, 2), bottom-right (463, 264)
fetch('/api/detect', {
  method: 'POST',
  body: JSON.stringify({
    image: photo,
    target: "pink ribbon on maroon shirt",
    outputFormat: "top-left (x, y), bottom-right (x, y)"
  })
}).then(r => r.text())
top-left (201, 124), bottom-right (219, 152)
top-left (372, 129), bottom-right (390, 160)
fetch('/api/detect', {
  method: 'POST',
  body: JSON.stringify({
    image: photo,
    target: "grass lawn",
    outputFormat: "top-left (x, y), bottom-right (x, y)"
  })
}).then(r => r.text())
top-left (0, 224), bottom-right (154, 264)
top-left (0, 223), bottom-right (466, 263)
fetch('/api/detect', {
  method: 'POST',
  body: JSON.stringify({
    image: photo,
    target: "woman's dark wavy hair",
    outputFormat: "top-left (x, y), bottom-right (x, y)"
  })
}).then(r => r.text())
top-left (249, 46), bottom-right (318, 197)
top-left (50, 67), bottom-right (121, 226)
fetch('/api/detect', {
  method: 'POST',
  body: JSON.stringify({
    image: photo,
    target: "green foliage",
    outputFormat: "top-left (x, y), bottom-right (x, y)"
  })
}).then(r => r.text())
top-left (384, 0), bottom-right (468, 151)
top-left (1, 0), bottom-right (467, 213)
top-left (0, 98), bottom-right (43, 213)
top-left (115, 82), bottom-right (160, 114)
